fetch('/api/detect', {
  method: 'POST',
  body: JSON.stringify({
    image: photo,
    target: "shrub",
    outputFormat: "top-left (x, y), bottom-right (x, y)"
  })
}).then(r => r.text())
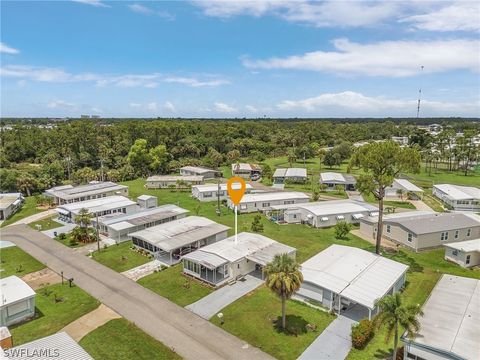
top-left (58, 233), bottom-right (67, 240)
top-left (334, 221), bottom-right (352, 239)
top-left (351, 319), bottom-right (374, 349)
top-left (68, 238), bottom-right (78, 247)
top-left (251, 214), bottom-right (264, 232)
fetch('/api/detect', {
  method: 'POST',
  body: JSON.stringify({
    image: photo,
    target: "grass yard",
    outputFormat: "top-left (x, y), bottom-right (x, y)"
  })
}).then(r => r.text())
top-left (79, 318), bottom-right (181, 360)
top-left (138, 265), bottom-right (213, 307)
top-left (0, 246), bottom-right (45, 278)
top-left (28, 216), bottom-right (62, 231)
top-left (0, 197), bottom-right (46, 228)
top-left (421, 192), bottom-right (446, 212)
top-left (92, 241), bottom-right (151, 272)
top-left (210, 286), bottom-right (336, 360)
top-left (10, 283), bottom-right (100, 345)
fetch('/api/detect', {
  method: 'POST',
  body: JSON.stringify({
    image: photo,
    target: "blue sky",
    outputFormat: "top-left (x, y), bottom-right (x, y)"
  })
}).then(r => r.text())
top-left (1, 0), bottom-right (479, 118)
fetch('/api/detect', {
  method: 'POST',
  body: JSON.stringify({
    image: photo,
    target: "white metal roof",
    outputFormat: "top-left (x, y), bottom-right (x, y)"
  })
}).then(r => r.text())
top-left (0, 193), bottom-right (22, 210)
top-left (192, 183), bottom-right (253, 193)
top-left (319, 172), bottom-right (356, 184)
top-left (406, 275), bottom-right (479, 360)
top-left (45, 181), bottom-right (127, 200)
top-left (147, 175), bottom-right (204, 182)
top-left (270, 199), bottom-right (377, 216)
top-left (57, 196), bottom-right (137, 215)
top-left (184, 232), bottom-right (295, 265)
top-left (444, 238), bottom-right (480, 252)
top-left (231, 163), bottom-right (261, 172)
top-left (128, 216), bottom-right (229, 252)
top-left (137, 195), bottom-right (157, 201)
top-left (0, 276), bottom-right (35, 307)
top-left (238, 191), bottom-right (309, 204)
top-left (392, 179), bottom-right (423, 192)
top-left (434, 184), bottom-right (480, 201)
top-left (98, 204), bottom-right (188, 226)
top-left (301, 245), bottom-right (408, 309)
top-left (180, 166), bottom-right (218, 174)
top-left (273, 168), bottom-right (307, 178)
top-left (5, 332), bottom-right (94, 360)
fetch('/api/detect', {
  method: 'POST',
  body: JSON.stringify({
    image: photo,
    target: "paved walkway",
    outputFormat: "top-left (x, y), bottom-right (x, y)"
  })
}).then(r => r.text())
top-left (0, 240), bottom-right (16, 249)
top-left (121, 260), bottom-right (166, 281)
top-left (8, 209), bottom-right (57, 226)
top-left (1, 225), bottom-right (273, 360)
top-left (62, 304), bottom-right (121, 341)
top-left (22, 268), bottom-right (62, 290)
top-left (410, 200), bottom-right (434, 212)
top-left (186, 275), bottom-right (263, 320)
top-left (346, 191), bottom-right (364, 201)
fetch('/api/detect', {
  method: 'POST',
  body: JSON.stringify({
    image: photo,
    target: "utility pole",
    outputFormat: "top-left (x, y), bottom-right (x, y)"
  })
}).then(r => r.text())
top-left (100, 158), bottom-right (104, 181)
top-left (416, 65), bottom-right (424, 119)
top-left (217, 180), bottom-right (221, 216)
top-left (66, 156), bottom-right (71, 180)
top-left (95, 212), bottom-right (100, 252)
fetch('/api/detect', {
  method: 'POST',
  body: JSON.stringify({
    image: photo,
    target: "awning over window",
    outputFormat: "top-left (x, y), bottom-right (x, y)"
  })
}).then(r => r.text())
top-left (56, 208), bottom-right (70, 216)
top-left (306, 214), bottom-right (314, 219)
top-left (336, 215), bottom-right (345, 220)
top-left (321, 217), bottom-right (329, 221)
top-left (370, 211), bottom-right (379, 217)
top-left (352, 213), bottom-right (364, 220)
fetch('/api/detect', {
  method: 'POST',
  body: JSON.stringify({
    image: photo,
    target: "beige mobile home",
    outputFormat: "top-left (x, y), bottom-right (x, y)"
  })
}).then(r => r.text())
top-left (444, 238), bottom-right (480, 268)
top-left (228, 191), bottom-right (310, 213)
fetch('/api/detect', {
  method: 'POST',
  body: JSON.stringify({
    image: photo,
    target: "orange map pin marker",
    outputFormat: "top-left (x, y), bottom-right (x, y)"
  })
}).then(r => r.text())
top-left (227, 177), bottom-right (246, 205)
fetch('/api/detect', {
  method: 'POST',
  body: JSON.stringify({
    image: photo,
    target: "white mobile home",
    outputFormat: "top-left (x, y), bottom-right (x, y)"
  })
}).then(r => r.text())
top-left (182, 232), bottom-right (296, 287)
top-left (130, 216), bottom-right (229, 265)
top-left (180, 166), bottom-right (220, 179)
top-left (145, 175), bottom-right (204, 189)
top-left (231, 163), bottom-right (262, 179)
top-left (385, 179), bottom-right (424, 199)
top-left (268, 199), bottom-right (378, 228)
top-left (0, 276), bottom-right (35, 326)
top-left (432, 184), bottom-right (480, 211)
top-left (56, 195), bottom-right (138, 223)
top-left (0, 193), bottom-right (24, 220)
top-left (192, 183), bottom-right (253, 202)
top-left (297, 245), bottom-right (408, 320)
top-left (360, 211), bottom-right (480, 251)
top-left (402, 275), bottom-right (479, 360)
top-left (45, 181), bottom-right (128, 205)
top-left (444, 238), bottom-right (480, 268)
top-left (93, 204), bottom-right (189, 242)
top-left (273, 168), bottom-right (308, 184)
top-left (228, 191), bottom-right (310, 213)
top-left (319, 172), bottom-right (356, 191)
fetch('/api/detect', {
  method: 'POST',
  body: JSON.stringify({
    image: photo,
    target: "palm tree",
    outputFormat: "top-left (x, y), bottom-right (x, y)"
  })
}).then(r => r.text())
top-left (287, 150), bottom-right (297, 168)
top-left (264, 254), bottom-right (303, 330)
top-left (396, 188), bottom-right (404, 201)
top-left (74, 208), bottom-right (92, 242)
top-left (374, 293), bottom-right (423, 360)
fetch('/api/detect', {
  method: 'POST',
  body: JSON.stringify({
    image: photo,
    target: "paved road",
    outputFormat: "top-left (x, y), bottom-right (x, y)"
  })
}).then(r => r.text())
top-left (186, 275), bottom-right (263, 320)
top-left (1, 225), bottom-right (273, 360)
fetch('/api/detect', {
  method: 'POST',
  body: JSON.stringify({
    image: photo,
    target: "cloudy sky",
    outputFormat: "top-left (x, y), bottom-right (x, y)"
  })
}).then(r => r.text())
top-left (1, 0), bottom-right (479, 118)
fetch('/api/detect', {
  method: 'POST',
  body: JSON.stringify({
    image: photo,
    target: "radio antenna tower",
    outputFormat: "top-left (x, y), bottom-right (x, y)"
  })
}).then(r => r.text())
top-left (416, 65), bottom-right (424, 119)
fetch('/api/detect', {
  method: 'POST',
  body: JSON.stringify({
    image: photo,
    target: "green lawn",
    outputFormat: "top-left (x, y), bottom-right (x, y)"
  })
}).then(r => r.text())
top-left (79, 318), bottom-right (181, 360)
top-left (28, 216), bottom-right (62, 231)
top-left (91, 241), bottom-right (151, 272)
top-left (138, 265), bottom-right (213, 307)
top-left (0, 246), bottom-right (45, 278)
top-left (0, 197), bottom-right (46, 227)
top-left (421, 192), bottom-right (446, 212)
top-left (10, 283), bottom-right (100, 345)
top-left (210, 286), bottom-right (335, 360)
top-left (53, 232), bottom-right (88, 248)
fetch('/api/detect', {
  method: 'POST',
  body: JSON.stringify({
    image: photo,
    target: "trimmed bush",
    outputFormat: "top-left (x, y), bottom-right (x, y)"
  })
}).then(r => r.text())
top-left (351, 319), bottom-right (374, 349)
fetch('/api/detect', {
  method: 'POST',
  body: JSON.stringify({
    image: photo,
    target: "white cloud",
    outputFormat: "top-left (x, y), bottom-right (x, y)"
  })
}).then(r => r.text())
top-left (276, 91), bottom-right (480, 116)
top-left (192, 0), bottom-right (399, 28)
top-left (128, 3), bottom-right (153, 14)
top-left (164, 76), bottom-right (230, 87)
top-left (163, 101), bottom-right (176, 112)
top-left (245, 105), bottom-right (259, 112)
top-left (71, 0), bottom-right (110, 8)
top-left (0, 42), bottom-right (20, 54)
top-left (214, 102), bottom-right (237, 113)
top-left (400, 1), bottom-right (480, 32)
top-left (157, 10), bottom-right (176, 21)
top-left (1, 65), bottom-right (229, 88)
top-left (244, 38), bottom-right (480, 77)
top-left (47, 100), bottom-right (76, 109)
top-left (146, 102), bottom-right (158, 111)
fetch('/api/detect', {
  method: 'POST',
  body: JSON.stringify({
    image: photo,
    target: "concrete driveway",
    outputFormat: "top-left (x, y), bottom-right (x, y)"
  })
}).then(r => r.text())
top-left (186, 275), bottom-right (263, 320)
top-left (1, 225), bottom-right (273, 360)
top-left (42, 223), bottom-right (76, 238)
top-left (298, 314), bottom-right (357, 360)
